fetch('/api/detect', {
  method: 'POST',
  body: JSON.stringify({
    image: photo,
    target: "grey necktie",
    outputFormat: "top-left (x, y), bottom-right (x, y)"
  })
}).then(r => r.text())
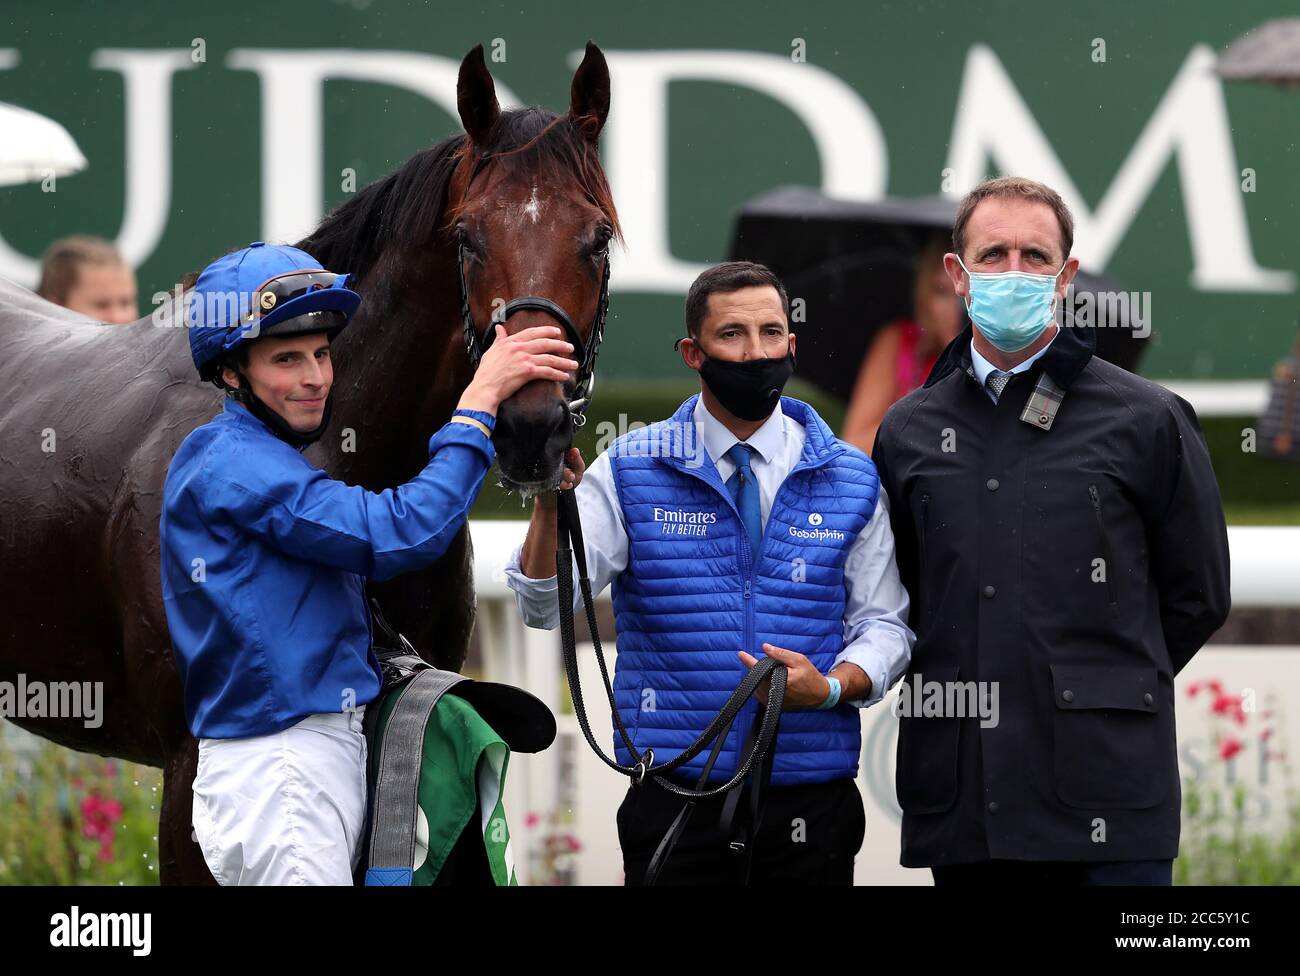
top-left (986, 369), bottom-right (1012, 402)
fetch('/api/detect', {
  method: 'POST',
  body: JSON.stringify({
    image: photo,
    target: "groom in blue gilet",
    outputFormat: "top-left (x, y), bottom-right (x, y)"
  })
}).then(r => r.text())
top-left (505, 261), bottom-right (914, 884)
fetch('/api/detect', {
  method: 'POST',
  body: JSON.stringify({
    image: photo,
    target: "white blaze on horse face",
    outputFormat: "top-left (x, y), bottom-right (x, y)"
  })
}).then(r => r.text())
top-left (523, 183), bottom-right (543, 224)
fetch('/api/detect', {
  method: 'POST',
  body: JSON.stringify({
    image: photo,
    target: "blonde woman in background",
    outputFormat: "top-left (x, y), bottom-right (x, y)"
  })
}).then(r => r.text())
top-left (841, 234), bottom-right (964, 455)
top-left (36, 235), bottom-right (138, 324)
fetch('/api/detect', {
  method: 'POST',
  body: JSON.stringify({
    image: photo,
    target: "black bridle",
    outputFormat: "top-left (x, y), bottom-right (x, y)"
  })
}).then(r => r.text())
top-left (455, 147), bottom-right (784, 885)
top-left (455, 152), bottom-right (611, 427)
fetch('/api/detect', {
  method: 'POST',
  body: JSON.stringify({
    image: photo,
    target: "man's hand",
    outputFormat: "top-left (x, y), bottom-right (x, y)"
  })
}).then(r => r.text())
top-left (738, 644), bottom-right (871, 710)
top-left (535, 447), bottom-right (586, 511)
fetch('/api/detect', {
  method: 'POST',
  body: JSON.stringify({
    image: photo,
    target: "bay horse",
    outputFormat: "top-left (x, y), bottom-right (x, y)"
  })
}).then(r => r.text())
top-left (0, 41), bottom-right (618, 884)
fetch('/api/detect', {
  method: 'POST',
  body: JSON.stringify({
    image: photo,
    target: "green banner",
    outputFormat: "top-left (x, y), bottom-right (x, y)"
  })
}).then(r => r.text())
top-left (2, 0), bottom-right (1298, 381)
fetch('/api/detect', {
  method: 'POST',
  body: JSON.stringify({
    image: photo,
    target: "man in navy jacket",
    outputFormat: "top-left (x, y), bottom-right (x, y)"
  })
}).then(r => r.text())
top-left (872, 177), bottom-right (1231, 885)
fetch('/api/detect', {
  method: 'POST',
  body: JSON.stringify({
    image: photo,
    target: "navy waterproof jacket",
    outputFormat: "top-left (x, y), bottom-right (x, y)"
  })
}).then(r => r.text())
top-left (160, 398), bottom-right (494, 739)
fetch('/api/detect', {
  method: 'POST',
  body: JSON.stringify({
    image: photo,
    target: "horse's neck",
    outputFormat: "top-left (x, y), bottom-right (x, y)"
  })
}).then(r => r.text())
top-left (314, 254), bottom-right (472, 489)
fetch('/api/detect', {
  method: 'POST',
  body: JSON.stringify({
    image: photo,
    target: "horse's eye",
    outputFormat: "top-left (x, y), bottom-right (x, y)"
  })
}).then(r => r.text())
top-left (592, 225), bottom-right (612, 256)
top-left (456, 226), bottom-right (475, 254)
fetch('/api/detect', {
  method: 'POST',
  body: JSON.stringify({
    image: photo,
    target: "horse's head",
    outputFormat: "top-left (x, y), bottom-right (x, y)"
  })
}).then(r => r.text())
top-left (450, 42), bottom-right (619, 497)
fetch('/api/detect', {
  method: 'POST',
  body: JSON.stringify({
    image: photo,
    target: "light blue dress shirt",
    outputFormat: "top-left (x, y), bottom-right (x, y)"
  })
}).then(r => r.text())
top-left (969, 323), bottom-right (1060, 401)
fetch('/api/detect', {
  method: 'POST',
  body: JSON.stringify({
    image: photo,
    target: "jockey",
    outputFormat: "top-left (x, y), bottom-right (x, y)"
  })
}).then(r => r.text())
top-left (160, 242), bottom-right (577, 885)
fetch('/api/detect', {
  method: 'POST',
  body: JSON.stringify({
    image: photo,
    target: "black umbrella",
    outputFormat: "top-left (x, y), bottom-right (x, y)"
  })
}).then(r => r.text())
top-left (728, 184), bottom-right (1147, 402)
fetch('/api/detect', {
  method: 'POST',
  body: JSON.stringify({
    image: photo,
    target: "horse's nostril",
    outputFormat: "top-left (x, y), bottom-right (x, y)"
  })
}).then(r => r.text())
top-left (495, 395), bottom-right (570, 456)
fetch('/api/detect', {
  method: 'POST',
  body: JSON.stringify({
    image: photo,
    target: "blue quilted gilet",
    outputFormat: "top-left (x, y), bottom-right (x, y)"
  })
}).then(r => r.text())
top-left (605, 394), bottom-right (880, 786)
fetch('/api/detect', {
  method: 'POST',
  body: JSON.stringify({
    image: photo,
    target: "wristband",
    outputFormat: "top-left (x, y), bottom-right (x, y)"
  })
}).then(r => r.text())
top-left (450, 408), bottom-right (496, 439)
top-left (451, 407), bottom-right (496, 432)
top-left (816, 674), bottom-right (842, 710)
top-left (449, 416), bottom-right (492, 438)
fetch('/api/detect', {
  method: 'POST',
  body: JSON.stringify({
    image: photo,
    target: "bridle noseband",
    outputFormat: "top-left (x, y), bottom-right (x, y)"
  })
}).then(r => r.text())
top-left (455, 152), bottom-right (611, 428)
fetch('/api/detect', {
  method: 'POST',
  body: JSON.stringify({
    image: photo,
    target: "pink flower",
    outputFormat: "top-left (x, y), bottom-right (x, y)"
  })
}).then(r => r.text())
top-left (1219, 737), bottom-right (1244, 762)
top-left (1186, 681), bottom-right (1202, 699)
top-left (79, 791), bottom-right (122, 848)
top-left (1211, 693), bottom-right (1246, 725)
top-left (524, 811), bottom-right (541, 829)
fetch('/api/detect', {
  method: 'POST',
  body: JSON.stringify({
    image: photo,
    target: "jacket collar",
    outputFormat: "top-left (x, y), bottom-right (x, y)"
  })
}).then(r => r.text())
top-left (923, 314), bottom-right (1096, 433)
top-left (692, 394), bottom-right (787, 467)
top-left (220, 395), bottom-right (319, 451)
top-left (925, 313), bottom-right (1096, 392)
top-left (657, 393), bottom-right (844, 478)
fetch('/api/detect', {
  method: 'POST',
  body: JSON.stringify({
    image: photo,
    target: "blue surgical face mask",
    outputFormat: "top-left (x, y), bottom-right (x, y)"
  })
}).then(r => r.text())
top-left (956, 255), bottom-right (1067, 353)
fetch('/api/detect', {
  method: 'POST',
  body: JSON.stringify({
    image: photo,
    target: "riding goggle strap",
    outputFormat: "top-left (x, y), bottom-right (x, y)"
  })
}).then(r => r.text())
top-left (241, 270), bottom-right (342, 322)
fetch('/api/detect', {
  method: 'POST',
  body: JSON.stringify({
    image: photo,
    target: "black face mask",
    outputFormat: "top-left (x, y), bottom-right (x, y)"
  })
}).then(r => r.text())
top-left (226, 371), bottom-right (333, 450)
top-left (696, 347), bottom-right (796, 421)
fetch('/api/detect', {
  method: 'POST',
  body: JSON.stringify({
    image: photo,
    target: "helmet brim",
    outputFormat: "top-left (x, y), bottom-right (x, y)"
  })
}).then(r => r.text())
top-left (259, 283), bottom-right (361, 331)
top-left (259, 308), bottom-right (349, 340)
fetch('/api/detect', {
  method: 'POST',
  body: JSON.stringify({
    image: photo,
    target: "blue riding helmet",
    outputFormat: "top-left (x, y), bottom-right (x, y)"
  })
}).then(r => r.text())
top-left (187, 241), bottom-right (361, 382)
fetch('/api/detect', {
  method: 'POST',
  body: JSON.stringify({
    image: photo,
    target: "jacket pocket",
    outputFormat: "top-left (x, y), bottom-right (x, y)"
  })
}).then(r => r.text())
top-left (895, 665), bottom-right (962, 815)
top-left (1087, 484), bottom-right (1119, 611)
top-left (1050, 664), bottom-right (1168, 809)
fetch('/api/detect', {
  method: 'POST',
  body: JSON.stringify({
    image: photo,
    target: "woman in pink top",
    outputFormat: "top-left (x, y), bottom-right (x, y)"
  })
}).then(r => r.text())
top-left (842, 235), bottom-right (964, 455)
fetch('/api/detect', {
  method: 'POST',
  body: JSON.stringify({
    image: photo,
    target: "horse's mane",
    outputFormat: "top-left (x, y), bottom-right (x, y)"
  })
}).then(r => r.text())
top-left (298, 106), bottom-right (621, 285)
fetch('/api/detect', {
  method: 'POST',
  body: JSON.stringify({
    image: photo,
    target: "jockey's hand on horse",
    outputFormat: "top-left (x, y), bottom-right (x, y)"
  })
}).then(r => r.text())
top-left (738, 644), bottom-right (830, 711)
top-left (457, 323), bottom-right (578, 414)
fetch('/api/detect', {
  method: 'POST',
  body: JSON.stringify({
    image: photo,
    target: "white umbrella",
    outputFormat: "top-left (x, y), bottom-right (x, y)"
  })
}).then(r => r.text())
top-left (0, 101), bottom-right (88, 187)
top-left (1217, 17), bottom-right (1300, 88)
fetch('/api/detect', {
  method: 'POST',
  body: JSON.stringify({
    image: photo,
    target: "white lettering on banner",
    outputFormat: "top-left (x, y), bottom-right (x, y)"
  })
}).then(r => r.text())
top-left (591, 49), bottom-right (887, 292)
top-left (225, 50), bottom-right (525, 245)
top-left (946, 44), bottom-right (1292, 292)
top-left (0, 44), bottom-right (1287, 297)
top-left (0, 49), bottom-right (196, 286)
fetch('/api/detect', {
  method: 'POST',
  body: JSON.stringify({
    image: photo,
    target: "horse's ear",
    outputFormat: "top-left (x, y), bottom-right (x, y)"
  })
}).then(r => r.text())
top-left (457, 44), bottom-right (501, 146)
top-left (569, 40), bottom-right (609, 141)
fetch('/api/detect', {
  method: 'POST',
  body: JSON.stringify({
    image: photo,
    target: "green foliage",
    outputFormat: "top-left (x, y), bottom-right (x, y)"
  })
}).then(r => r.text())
top-left (1176, 782), bottom-right (1300, 885)
top-left (0, 723), bottom-right (163, 886)
top-left (1174, 680), bottom-right (1297, 885)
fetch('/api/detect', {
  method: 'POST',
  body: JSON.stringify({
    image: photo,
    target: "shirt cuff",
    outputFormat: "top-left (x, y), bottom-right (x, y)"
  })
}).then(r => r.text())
top-left (832, 638), bottom-right (901, 708)
top-left (502, 542), bottom-right (563, 630)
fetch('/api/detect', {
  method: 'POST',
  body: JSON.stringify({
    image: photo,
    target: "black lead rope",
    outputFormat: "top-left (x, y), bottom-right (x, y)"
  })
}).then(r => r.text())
top-left (554, 487), bottom-right (786, 883)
